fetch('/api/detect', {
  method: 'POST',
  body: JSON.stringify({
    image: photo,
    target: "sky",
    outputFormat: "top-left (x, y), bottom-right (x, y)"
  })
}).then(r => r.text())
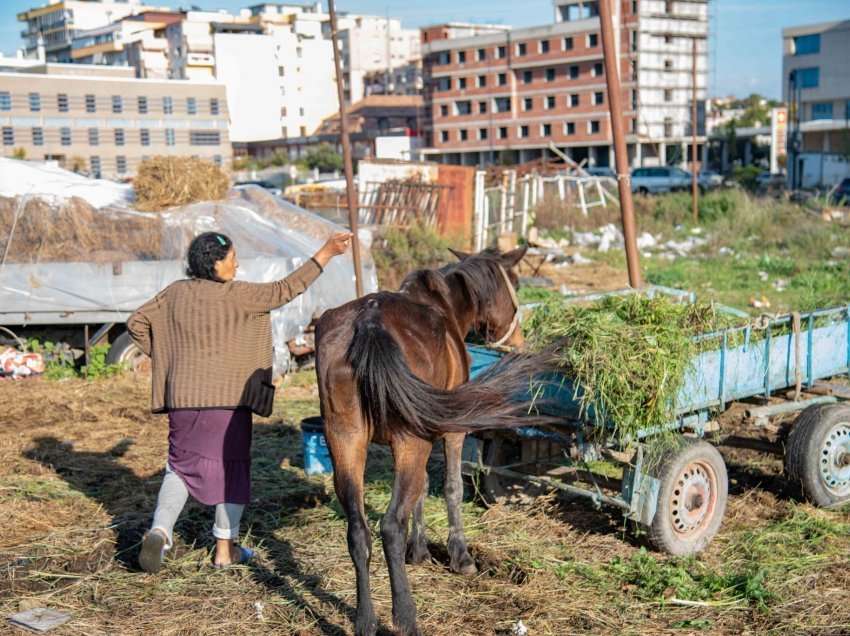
top-left (2, 0), bottom-right (848, 99)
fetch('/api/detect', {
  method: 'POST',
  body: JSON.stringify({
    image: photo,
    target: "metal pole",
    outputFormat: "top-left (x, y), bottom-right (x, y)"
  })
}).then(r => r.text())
top-left (328, 0), bottom-right (364, 297)
top-left (598, 0), bottom-right (642, 287)
top-left (691, 37), bottom-right (699, 223)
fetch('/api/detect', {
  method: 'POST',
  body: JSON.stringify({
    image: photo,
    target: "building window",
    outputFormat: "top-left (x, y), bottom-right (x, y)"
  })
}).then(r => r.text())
top-left (296, 47), bottom-right (302, 58)
top-left (563, 37), bottom-right (574, 51)
top-left (794, 34), bottom-right (820, 56)
top-left (479, 128), bottom-right (488, 140)
top-left (523, 97), bottom-right (533, 111)
top-left (478, 100), bottom-right (488, 114)
top-left (210, 98), bottom-right (220, 115)
top-left (546, 68), bottom-right (556, 82)
top-left (112, 95), bottom-right (122, 113)
top-left (569, 65), bottom-right (579, 79)
top-left (2, 127), bottom-right (13, 145)
top-left (797, 67), bottom-right (819, 88)
top-left (523, 70), bottom-right (533, 84)
top-left (477, 48), bottom-right (486, 61)
top-left (497, 73), bottom-right (507, 86)
top-left (594, 91), bottom-right (604, 105)
top-left (57, 93), bottom-right (68, 112)
top-left (540, 40), bottom-right (550, 54)
top-left (497, 45), bottom-right (506, 59)
top-left (437, 51), bottom-right (450, 65)
top-left (213, 155), bottom-right (222, 166)
top-left (29, 93), bottom-right (40, 112)
top-left (664, 88), bottom-right (673, 102)
top-left (520, 125), bottom-right (529, 138)
top-left (546, 95), bottom-right (556, 109)
top-left (811, 102), bottom-right (833, 120)
top-left (278, 65), bottom-right (285, 77)
top-left (560, 0), bottom-right (599, 20)
top-left (632, 89), bottom-right (638, 109)
top-left (632, 0), bottom-right (638, 14)
top-left (440, 104), bottom-right (448, 117)
top-left (459, 129), bottom-right (468, 141)
top-left (140, 128), bottom-right (150, 146)
top-left (565, 121), bottom-right (575, 135)
top-left (517, 42), bottom-right (527, 56)
top-left (664, 59), bottom-right (673, 70)
top-left (589, 120), bottom-right (600, 134)
top-left (85, 94), bottom-right (96, 113)
top-left (31, 127), bottom-right (43, 146)
top-left (664, 34), bottom-right (673, 44)
top-left (457, 50), bottom-right (466, 64)
top-left (455, 100), bottom-right (472, 115)
top-left (457, 77), bottom-right (467, 89)
top-left (60, 127), bottom-right (71, 146)
top-left (498, 126), bottom-right (508, 139)
top-left (569, 93), bottom-right (579, 107)
top-left (190, 131), bottom-right (221, 145)
top-left (494, 97), bottom-right (511, 113)
top-left (90, 156), bottom-right (101, 178)
top-left (163, 96), bottom-right (173, 114)
top-left (593, 62), bottom-right (604, 76)
top-left (541, 123), bottom-right (551, 136)
top-left (664, 117), bottom-right (673, 137)
top-left (187, 97), bottom-right (197, 115)
top-left (477, 75), bottom-right (487, 88)
top-left (665, 0), bottom-right (673, 13)
top-left (88, 128), bottom-right (99, 146)
top-left (436, 77), bottom-right (451, 91)
top-left (631, 118), bottom-right (637, 133)
top-left (588, 33), bottom-right (598, 47)
top-left (115, 129), bottom-right (125, 146)
top-left (440, 130), bottom-right (449, 142)
top-left (0, 92), bottom-right (10, 111)
top-left (138, 96), bottom-right (148, 114)
top-left (300, 126), bottom-right (307, 136)
top-left (116, 155), bottom-right (127, 174)
top-left (165, 128), bottom-right (175, 145)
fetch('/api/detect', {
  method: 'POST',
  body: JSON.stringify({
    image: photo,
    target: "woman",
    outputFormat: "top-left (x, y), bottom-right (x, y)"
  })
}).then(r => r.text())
top-left (128, 230), bottom-right (351, 572)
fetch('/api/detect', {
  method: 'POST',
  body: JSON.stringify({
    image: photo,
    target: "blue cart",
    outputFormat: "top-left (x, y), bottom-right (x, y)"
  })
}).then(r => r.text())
top-left (462, 287), bottom-right (850, 555)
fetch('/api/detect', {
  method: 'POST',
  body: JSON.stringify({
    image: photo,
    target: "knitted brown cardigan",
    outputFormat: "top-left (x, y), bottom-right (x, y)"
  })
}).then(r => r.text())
top-left (127, 259), bottom-right (322, 416)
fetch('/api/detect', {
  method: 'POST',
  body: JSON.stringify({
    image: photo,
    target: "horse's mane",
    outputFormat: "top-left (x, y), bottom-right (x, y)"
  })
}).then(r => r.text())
top-left (437, 249), bottom-right (505, 316)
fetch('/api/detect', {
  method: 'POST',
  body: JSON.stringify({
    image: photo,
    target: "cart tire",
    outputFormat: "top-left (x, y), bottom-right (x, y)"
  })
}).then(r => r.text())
top-left (107, 331), bottom-right (149, 373)
top-left (648, 440), bottom-right (728, 556)
top-left (785, 403), bottom-right (850, 507)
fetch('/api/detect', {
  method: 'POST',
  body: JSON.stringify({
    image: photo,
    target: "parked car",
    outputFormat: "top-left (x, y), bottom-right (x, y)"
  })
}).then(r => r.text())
top-left (586, 166), bottom-right (615, 178)
top-left (829, 178), bottom-right (850, 206)
top-left (699, 170), bottom-right (724, 189)
top-left (235, 179), bottom-right (282, 196)
top-left (755, 172), bottom-right (786, 193)
top-left (630, 166), bottom-right (691, 194)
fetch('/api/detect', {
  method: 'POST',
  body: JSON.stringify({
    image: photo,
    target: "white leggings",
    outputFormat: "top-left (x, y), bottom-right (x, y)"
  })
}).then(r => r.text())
top-left (151, 463), bottom-right (245, 548)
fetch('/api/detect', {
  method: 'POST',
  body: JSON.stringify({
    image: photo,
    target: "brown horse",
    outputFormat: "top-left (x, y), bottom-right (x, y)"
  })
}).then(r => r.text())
top-left (315, 246), bottom-right (552, 636)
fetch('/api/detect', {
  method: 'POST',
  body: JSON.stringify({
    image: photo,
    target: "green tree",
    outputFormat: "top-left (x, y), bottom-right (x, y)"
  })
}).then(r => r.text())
top-left (302, 144), bottom-right (343, 173)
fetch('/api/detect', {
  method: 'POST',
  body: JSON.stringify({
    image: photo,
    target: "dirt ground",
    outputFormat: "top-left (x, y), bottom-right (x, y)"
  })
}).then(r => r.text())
top-left (2, 368), bottom-right (850, 636)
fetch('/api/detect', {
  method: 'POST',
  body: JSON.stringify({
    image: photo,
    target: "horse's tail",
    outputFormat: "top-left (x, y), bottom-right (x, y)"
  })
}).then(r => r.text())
top-left (346, 301), bottom-right (556, 439)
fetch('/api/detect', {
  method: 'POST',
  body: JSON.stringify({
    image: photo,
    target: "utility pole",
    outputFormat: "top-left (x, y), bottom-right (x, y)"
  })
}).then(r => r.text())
top-left (328, 0), bottom-right (364, 296)
top-left (598, 0), bottom-right (642, 288)
top-left (691, 36), bottom-right (699, 223)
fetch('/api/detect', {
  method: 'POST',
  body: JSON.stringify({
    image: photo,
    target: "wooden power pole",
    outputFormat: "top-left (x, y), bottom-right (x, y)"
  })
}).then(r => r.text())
top-left (598, 0), bottom-right (642, 288)
top-left (328, 0), bottom-right (364, 297)
top-left (691, 36), bottom-right (699, 223)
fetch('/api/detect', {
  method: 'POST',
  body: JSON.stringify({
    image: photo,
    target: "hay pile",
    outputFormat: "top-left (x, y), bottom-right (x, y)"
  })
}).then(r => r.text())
top-left (133, 156), bottom-right (229, 211)
top-left (525, 294), bottom-right (742, 445)
top-left (0, 195), bottom-right (163, 263)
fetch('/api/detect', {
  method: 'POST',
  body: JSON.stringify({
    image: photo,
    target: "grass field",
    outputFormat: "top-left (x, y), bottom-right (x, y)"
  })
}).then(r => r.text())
top-left (3, 370), bottom-right (850, 635)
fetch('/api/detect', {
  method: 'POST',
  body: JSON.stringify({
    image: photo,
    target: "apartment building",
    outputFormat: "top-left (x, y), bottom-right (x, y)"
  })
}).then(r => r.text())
top-left (421, 0), bottom-right (708, 168)
top-left (0, 62), bottom-right (231, 179)
top-left (17, 0), bottom-right (166, 63)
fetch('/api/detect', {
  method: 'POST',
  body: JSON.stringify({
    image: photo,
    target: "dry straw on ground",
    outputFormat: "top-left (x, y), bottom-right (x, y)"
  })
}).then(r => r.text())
top-left (133, 156), bottom-right (229, 212)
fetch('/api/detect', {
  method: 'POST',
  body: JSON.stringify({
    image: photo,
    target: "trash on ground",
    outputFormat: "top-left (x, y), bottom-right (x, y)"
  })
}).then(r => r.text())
top-left (0, 348), bottom-right (44, 379)
top-left (7, 607), bottom-right (71, 633)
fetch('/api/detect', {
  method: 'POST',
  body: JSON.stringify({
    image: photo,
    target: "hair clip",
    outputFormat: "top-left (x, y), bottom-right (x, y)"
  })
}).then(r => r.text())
top-left (216, 235), bottom-right (226, 246)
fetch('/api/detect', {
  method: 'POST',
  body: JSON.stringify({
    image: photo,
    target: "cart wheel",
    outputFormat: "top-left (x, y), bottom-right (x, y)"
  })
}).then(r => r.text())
top-left (785, 403), bottom-right (850, 507)
top-left (107, 331), bottom-right (149, 373)
top-left (648, 440), bottom-right (728, 556)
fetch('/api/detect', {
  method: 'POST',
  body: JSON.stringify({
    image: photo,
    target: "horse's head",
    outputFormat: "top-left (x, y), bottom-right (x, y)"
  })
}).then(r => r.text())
top-left (447, 245), bottom-right (527, 348)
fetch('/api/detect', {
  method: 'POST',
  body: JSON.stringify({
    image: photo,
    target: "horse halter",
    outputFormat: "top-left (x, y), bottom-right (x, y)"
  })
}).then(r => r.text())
top-left (490, 264), bottom-right (520, 347)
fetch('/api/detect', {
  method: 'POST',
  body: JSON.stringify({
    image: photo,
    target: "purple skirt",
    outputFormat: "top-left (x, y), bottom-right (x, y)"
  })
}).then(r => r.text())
top-left (167, 408), bottom-right (253, 506)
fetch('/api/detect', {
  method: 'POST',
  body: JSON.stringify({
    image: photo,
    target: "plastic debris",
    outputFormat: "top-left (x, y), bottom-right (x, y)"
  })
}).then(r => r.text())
top-left (636, 232), bottom-right (657, 249)
top-left (749, 295), bottom-right (771, 309)
top-left (253, 601), bottom-right (265, 621)
top-left (511, 619), bottom-right (529, 636)
top-left (7, 607), bottom-right (71, 633)
top-left (0, 348), bottom-right (45, 379)
top-left (758, 271), bottom-right (769, 282)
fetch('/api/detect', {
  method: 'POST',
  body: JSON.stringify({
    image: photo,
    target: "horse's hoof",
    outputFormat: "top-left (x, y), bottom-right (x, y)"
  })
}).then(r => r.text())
top-left (354, 615), bottom-right (378, 636)
top-left (405, 542), bottom-right (432, 565)
top-left (451, 556), bottom-right (478, 576)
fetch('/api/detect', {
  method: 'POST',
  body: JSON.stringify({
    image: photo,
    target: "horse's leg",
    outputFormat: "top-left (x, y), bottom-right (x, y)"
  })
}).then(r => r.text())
top-left (443, 432), bottom-right (477, 575)
top-left (383, 434), bottom-right (432, 636)
top-left (405, 471), bottom-right (431, 565)
top-left (325, 421), bottom-right (376, 636)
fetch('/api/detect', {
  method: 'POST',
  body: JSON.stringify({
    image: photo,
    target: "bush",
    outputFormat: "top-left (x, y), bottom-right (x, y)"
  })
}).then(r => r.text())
top-left (134, 156), bottom-right (230, 211)
top-left (732, 165), bottom-right (762, 191)
top-left (301, 144), bottom-right (343, 173)
top-left (372, 222), bottom-right (457, 290)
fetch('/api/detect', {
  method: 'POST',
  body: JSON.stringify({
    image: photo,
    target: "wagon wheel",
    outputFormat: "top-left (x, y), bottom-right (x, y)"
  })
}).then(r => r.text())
top-left (648, 440), bottom-right (728, 556)
top-left (107, 332), bottom-right (150, 374)
top-left (785, 403), bottom-right (850, 507)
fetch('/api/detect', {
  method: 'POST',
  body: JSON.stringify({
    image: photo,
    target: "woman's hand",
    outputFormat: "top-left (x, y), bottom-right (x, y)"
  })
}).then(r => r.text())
top-left (313, 232), bottom-right (353, 268)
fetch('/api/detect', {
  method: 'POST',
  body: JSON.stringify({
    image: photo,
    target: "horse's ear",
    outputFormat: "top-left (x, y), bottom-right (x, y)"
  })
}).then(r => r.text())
top-left (500, 245), bottom-right (528, 268)
top-left (448, 247), bottom-right (471, 261)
